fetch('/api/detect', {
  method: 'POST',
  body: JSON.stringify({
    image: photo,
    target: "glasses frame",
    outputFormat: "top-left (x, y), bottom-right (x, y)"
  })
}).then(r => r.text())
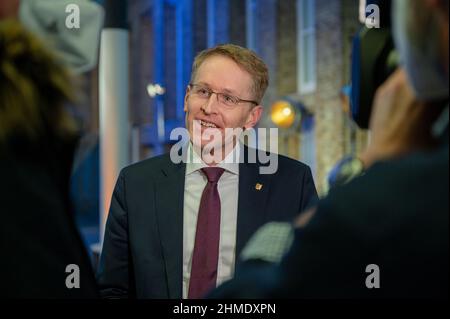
top-left (188, 83), bottom-right (259, 107)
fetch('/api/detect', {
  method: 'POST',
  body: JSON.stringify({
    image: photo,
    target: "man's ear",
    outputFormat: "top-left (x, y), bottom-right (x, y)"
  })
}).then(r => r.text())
top-left (184, 86), bottom-right (190, 112)
top-left (244, 105), bottom-right (263, 129)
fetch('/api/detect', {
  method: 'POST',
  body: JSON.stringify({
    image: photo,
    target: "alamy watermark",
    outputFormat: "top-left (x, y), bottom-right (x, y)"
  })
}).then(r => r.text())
top-left (365, 4), bottom-right (380, 29)
top-left (365, 264), bottom-right (380, 289)
top-left (65, 4), bottom-right (80, 29)
top-left (65, 264), bottom-right (80, 289)
top-left (169, 121), bottom-right (279, 174)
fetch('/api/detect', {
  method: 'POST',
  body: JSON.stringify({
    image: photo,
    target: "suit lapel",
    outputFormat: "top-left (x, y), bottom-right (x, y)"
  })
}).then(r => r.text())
top-left (236, 161), bottom-right (272, 258)
top-left (154, 158), bottom-right (186, 299)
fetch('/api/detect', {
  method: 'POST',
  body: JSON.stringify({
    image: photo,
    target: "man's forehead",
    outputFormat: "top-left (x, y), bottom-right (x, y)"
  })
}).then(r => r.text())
top-left (195, 81), bottom-right (241, 95)
top-left (194, 56), bottom-right (253, 95)
top-left (197, 55), bottom-right (248, 74)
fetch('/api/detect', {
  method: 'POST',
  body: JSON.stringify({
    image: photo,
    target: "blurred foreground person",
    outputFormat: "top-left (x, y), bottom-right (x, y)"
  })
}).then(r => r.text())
top-left (0, 20), bottom-right (98, 298)
top-left (211, 0), bottom-right (449, 298)
top-left (18, 0), bottom-right (104, 74)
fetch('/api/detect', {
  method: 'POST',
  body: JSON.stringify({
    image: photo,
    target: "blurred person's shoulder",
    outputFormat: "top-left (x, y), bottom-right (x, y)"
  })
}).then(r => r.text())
top-left (318, 143), bottom-right (449, 229)
top-left (306, 145), bottom-right (449, 298)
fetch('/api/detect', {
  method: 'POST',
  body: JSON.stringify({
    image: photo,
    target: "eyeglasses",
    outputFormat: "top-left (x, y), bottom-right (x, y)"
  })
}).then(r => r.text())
top-left (188, 84), bottom-right (259, 108)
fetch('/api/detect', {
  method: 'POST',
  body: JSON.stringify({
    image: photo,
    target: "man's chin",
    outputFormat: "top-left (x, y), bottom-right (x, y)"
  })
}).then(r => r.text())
top-left (193, 140), bottom-right (225, 151)
top-left (190, 138), bottom-right (241, 165)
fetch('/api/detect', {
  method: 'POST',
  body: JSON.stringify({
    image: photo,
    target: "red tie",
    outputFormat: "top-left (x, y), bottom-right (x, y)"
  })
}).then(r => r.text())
top-left (188, 167), bottom-right (225, 299)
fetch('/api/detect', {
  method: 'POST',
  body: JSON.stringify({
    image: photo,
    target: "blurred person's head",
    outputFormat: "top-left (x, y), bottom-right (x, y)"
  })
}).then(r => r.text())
top-left (184, 44), bottom-right (267, 161)
top-left (0, 19), bottom-right (78, 148)
top-left (393, 0), bottom-right (449, 101)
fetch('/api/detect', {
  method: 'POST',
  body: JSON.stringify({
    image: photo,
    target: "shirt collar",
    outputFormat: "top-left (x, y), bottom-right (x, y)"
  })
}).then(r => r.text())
top-left (186, 142), bottom-right (240, 176)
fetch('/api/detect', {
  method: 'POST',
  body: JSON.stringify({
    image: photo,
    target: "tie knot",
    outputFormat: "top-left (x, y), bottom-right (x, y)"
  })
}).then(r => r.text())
top-left (201, 167), bottom-right (225, 183)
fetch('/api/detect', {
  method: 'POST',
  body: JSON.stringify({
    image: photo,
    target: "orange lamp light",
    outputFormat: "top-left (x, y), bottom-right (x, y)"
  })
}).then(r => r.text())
top-left (270, 100), bottom-right (298, 128)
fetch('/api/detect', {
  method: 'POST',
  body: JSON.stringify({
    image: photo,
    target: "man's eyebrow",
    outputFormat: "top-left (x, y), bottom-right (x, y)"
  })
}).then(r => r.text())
top-left (196, 82), bottom-right (239, 95)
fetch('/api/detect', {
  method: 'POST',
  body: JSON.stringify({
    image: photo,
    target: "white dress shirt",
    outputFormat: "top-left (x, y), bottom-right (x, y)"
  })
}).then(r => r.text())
top-left (182, 143), bottom-right (241, 299)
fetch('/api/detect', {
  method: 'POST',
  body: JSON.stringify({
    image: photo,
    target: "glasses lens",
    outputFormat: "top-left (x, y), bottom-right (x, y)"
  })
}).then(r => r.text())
top-left (219, 94), bottom-right (239, 106)
top-left (193, 85), bottom-right (210, 98)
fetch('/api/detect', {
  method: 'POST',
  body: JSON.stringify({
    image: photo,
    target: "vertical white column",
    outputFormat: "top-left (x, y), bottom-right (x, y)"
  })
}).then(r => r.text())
top-left (99, 28), bottom-right (129, 246)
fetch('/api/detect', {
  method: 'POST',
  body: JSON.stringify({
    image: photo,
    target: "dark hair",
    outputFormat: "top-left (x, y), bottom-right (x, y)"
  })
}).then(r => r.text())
top-left (0, 19), bottom-right (78, 144)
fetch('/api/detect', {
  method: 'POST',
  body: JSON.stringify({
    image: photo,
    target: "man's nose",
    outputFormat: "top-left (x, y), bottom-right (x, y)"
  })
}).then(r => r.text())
top-left (202, 93), bottom-right (220, 114)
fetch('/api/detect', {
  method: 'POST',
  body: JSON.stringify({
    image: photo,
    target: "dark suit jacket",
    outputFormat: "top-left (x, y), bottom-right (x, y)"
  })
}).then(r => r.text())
top-left (97, 147), bottom-right (318, 298)
top-left (211, 136), bottom-right (449, 299)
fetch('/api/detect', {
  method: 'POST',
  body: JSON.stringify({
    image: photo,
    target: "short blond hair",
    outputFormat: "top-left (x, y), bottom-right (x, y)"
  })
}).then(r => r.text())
top-left (190, 44), bottom-right (269, 104)
top-left (0, 19), bottom-right (78, 144)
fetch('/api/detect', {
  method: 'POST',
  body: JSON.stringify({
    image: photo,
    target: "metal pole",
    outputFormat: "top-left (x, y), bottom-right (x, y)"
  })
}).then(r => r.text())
top-left (99, 0), bottom-right (129, 247)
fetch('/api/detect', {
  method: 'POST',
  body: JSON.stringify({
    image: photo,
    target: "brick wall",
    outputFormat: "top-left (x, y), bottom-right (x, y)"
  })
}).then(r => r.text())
top-left (342, 0), bottom-right (369, 157)
top-left (277, 0), bottom-right (297, 96)
top-left (313, 0), bottom-right (346, 195)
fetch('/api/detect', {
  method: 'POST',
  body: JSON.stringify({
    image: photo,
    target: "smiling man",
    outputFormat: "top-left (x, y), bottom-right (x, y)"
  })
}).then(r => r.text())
top-left (183, 48), bottom-right (263, 165)
top-left (97, 44), bottom-right (318, 299)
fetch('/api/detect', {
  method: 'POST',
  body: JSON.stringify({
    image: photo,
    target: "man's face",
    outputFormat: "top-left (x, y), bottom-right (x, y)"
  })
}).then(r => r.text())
top-left (184, 55), bottom-right (263, 154)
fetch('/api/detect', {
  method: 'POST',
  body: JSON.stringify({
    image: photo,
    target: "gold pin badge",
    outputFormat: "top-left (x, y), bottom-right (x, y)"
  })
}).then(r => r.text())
top-left (255, 183), bottom-right (263, 191)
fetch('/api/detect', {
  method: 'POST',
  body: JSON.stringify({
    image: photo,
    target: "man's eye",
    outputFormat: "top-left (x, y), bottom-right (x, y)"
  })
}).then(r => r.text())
top-left (223, 95), bottom-right (236, 104)
top-left (198, 88), bottom-right (209, 96)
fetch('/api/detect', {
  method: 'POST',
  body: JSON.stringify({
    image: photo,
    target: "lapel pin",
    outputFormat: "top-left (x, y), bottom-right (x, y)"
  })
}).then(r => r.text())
top-left (255, 183), bottom-right (263, 191)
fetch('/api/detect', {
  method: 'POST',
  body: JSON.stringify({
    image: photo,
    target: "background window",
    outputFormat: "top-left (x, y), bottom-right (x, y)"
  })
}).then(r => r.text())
top-left (297, 0), bottom-right (316, 94)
